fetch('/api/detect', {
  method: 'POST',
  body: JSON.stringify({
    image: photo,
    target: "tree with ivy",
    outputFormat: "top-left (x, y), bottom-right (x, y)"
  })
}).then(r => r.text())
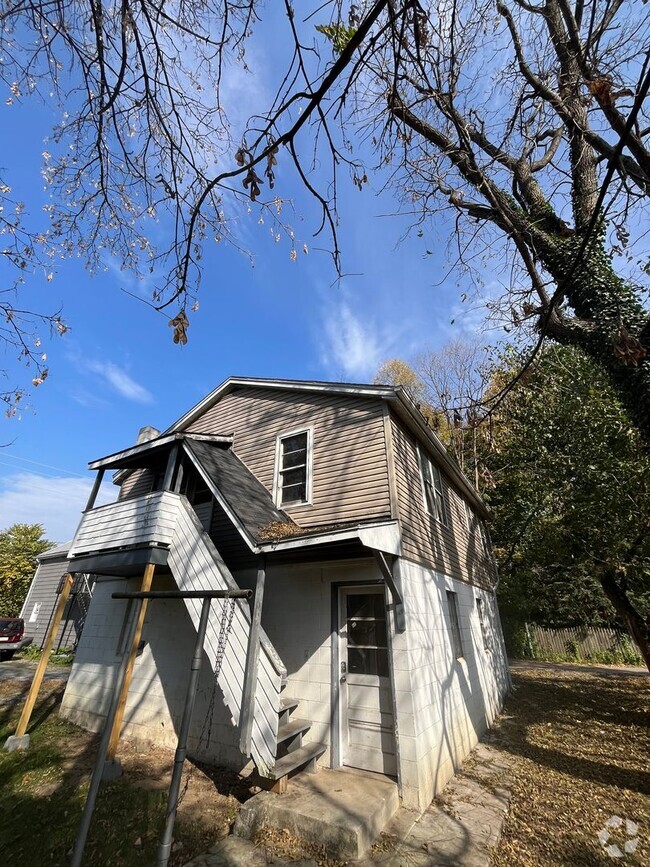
top-left (0, 0), bottom-right (649, 434)
top-left (0, 524), bottom-right (52, 617)
top-left (484, 344), bottom-right (650, 669)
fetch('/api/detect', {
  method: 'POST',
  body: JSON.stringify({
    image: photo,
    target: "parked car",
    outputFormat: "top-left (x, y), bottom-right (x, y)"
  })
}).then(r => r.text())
top-left (0, 618), bottom-right (33, 660)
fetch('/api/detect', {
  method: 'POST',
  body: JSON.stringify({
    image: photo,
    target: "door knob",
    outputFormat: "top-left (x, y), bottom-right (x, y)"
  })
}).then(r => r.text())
top-left (340, 675), bottom-right (347, 684)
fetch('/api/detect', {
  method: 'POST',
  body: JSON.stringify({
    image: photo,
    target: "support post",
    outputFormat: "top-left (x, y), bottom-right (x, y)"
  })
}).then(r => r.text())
top-left (157, 597), bottom-right (211, 867)
top-left (70, 597), bottom-right (144, 867)
top-left (5, 572), bottom-right (74, 751)
top-left (374, 551), bottom-right (405, 632)
top-left (85, 469), bottom-right (105, 512)
top-left (163, 444), bottom-right (179, 491)
top-left (239, 559), bottom-right (265, 755)
top-left (105, 562), bottom-right (156, 765)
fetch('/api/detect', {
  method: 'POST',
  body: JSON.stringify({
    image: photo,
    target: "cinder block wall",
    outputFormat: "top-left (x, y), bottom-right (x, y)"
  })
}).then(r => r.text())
top-left (60, 575), bottom-right (247, 770)
top-left (259, 559), bottom-right (382, 766)
top-left (392, 559), bottom-right (509, 811)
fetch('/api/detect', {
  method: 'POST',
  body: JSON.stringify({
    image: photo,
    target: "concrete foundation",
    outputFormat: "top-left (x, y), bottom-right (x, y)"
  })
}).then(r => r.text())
top-left (233, 768), bottom-right (399, 861)
top-left (4, 734), bottom-right (30, 752)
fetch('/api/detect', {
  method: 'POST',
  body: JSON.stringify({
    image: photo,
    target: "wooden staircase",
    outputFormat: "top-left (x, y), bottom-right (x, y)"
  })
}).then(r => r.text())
top-left (265, 693), bottom-right (326, 792)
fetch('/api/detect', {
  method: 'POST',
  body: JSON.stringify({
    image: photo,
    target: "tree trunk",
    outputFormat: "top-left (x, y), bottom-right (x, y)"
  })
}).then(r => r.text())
top-left (599, 567), bottom-right (650, 672)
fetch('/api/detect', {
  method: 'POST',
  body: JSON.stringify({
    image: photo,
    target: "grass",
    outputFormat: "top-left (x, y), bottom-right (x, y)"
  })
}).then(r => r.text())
top-left (0, 680), bottom-right (250, 866)
top-left (489, 665), bottom-right (650, 866)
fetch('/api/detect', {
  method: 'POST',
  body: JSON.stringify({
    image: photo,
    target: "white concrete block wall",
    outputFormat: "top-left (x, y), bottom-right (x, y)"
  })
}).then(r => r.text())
top-left (260, 559), bottom-right (382, 767)
top-left (393, 559), bottom-right (509, 811)
top-left (61, 575), bottom-right (246, 770)
top-left (61, 557), bottom-right (508, 814)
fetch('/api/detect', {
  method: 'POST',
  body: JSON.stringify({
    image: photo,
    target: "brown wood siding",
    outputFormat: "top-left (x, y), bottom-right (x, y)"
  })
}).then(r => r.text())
top-left (118, 469), bottom-right (154, 501)
top-left (187, 388), bottom-right (392, 529)
top-left (390, 411), bottom-right (494, 587)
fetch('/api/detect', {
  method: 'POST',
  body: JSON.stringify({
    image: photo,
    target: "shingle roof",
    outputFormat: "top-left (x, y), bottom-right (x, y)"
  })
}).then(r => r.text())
top-left (184, 438), bottom-right (294, 543)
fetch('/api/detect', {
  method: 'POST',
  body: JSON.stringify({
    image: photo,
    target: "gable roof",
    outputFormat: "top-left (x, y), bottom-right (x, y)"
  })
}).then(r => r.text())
top-left (165, 376), bottom-right (490, 519)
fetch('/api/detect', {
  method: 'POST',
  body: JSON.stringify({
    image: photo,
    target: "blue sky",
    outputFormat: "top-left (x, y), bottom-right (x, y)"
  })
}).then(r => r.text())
top-left (0, 20), bottom-right (498, 544)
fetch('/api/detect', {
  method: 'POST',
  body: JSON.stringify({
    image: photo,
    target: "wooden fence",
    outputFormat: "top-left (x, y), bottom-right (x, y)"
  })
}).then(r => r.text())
top-left (524, 623), bottom-right (642, 663)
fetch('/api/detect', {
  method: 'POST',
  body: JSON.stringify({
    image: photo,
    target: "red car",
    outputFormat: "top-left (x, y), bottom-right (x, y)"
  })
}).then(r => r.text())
top-left (0, 618), bottom-right (33, 661)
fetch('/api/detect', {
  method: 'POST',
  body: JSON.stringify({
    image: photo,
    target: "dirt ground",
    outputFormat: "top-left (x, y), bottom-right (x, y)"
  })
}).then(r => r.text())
top-left (0, 679), bottom-right (260, 866)
top-left (1, 664), bottom-right (648, 866)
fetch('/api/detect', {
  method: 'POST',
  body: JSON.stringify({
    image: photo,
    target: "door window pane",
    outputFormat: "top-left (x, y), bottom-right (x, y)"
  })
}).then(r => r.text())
top-left (348, 647), bottom-right (389, 677)
top-left (348, 618), bottom-right (387, 648)
top-left (346, 593), bottom-right (385, 620)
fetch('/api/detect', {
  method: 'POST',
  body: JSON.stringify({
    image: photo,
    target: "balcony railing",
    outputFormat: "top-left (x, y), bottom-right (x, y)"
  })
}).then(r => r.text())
top-left (68, 491), bottom-right (180, 558)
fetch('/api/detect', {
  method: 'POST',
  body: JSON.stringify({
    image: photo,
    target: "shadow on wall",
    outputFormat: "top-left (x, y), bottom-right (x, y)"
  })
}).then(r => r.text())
top-left (402, 563), bottom-right (510, 806)
top-left (61, 573), bottom-right (247, 773)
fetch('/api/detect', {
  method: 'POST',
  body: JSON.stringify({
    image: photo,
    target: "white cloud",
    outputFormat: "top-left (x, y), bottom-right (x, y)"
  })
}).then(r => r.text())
top-left (85, 360), bottom-right (154, 404)
top-left (0, 473), bottom-right (115, 544)
top-left (321, 301), bottom-right (387, 380)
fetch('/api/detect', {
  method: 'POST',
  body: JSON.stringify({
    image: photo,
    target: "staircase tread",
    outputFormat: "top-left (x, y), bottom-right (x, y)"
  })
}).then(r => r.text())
top-left (276, 718), bottom-right (312, 743)
top-left (279, 696), bottom-right (299, 712)
top-left (268, 742), bottom-right (326, 780)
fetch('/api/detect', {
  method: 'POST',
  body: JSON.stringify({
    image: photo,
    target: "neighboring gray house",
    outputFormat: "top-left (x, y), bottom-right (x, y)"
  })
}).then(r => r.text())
top-left (60, 377), bottom-right (509, 812)
top-left (20, 543), bottom-right (95, 650)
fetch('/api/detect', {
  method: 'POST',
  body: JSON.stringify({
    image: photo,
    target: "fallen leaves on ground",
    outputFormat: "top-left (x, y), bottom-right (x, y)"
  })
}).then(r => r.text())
top-left (489, 666), bottom-right (649, 866)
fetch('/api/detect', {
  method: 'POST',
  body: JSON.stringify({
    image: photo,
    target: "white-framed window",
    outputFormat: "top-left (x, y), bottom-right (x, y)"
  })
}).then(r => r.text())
top-left (476, 597), bottom-right (491, 651)
top-left (274, 428), bottom-right (313, 507)
top-left (29, 602), bottom-right (41, 623)
top-left (446, 590), bottom-right (464, 659)
top-left (418, 446), bottom-right (447, 525)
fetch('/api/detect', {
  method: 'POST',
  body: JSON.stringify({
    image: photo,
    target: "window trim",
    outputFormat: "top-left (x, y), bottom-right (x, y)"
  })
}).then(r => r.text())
top-left (465, 501), bottom-right (491, 556)
top-left (446, 589), bottom-right (464, 660)
top-left (417, 444), bottom-right (448, 526)
top-left (273, 427), bottom-right (313, 508)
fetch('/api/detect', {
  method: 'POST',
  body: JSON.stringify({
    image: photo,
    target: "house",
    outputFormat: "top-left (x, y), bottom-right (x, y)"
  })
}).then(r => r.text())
top-left (59, 377), bottom-right (509, 813)
top-left (19, 543), bottom-right (94, 651)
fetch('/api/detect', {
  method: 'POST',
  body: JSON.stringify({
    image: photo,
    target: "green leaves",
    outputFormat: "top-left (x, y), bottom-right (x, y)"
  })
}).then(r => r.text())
top-left (315, 23), bottom-right (357, 54)
top-left (0, 524), bottom-right (52, 617)
top-left (486, 345), bottom-right (650, 631)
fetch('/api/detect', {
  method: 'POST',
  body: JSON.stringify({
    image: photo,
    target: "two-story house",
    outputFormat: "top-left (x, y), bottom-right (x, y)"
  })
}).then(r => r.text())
top-left (59, 377), bottom-right (509, 812)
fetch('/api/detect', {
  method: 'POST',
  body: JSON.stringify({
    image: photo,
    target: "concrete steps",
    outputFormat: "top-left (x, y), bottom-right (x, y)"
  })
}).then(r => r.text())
top-left (235, 768), bottom-right (400, 861)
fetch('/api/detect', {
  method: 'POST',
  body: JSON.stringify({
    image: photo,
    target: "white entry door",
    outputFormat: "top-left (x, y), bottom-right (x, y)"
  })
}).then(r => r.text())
top-left (338, 586), bottom-right (397, 776)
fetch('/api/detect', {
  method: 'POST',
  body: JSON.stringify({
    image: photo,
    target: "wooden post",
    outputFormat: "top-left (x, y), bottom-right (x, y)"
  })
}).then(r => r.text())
top-left (12, 573), bottom-right (74, 742)
top-left (163, 444), bottom-right (179, 492)
top-left (239, 560), bottom-right (265, 756)
top-left (106, 562), bottom-right (156, 761)
top-left (85, 468), bottom-right (105, 512)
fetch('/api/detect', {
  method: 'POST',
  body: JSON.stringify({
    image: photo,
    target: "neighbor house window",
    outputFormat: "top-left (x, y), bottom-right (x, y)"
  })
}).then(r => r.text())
top-left (275, 429), bottom-right (312, 506)
top-left (418, 447), bottom-right (447, 525)
top-left (476, 597), bottom-right (491, 651)
top-left (446, 590), bottom-right (464, 659)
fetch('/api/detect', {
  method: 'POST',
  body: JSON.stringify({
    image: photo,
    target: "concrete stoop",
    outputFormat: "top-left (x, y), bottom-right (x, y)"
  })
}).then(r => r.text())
top-left (233, 768), bottom-right (400, 861)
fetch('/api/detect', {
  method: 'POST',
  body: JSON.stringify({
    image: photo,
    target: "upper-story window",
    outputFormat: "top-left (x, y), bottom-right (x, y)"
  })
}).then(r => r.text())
top-left (418, 447), bottom-right (448, 525)
top-left (274, 429), bottom-right (312, 507)
top-left (465, 501), bottom-right (490, 556)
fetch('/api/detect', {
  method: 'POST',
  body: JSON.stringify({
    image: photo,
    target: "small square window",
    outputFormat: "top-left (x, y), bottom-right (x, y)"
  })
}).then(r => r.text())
top-left (446, 590), bottom-right (463, 659)
top-left (275, 430), bottom-right (312, 506)
top-left (418, 448), bottom-right (447, 525)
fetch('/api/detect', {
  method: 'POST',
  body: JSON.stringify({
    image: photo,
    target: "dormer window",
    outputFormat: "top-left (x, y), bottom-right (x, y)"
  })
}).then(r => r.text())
top-left (418, 446), bottom-right (447, 525)
top-left (274, 429), bottom-right (312, 507)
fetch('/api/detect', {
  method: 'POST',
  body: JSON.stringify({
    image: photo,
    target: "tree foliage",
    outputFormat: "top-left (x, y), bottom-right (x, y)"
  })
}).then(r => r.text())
top-left (0, 523), bottom-right (52, 617)
top-left (483, 344), bottom-right (650, 666)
